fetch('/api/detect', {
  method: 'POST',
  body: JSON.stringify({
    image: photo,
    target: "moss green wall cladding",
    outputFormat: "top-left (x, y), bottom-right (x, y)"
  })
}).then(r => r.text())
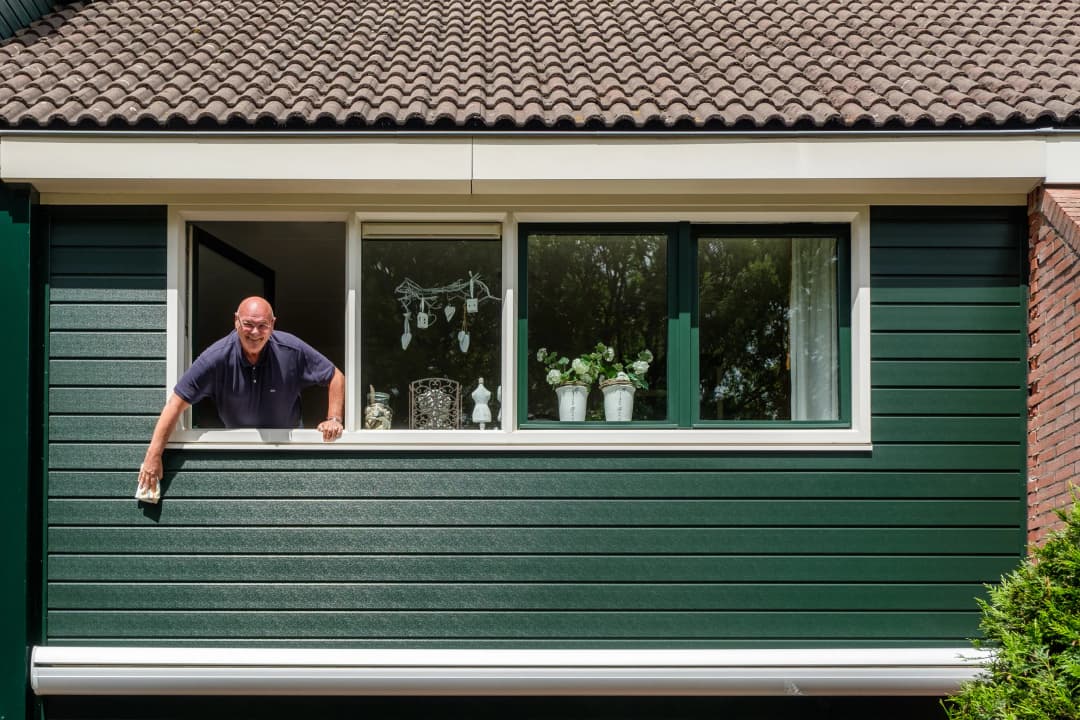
top-left (42, 205), bottom-right (1028, 648)
top-left (2, 184), bottom-right (36, 720)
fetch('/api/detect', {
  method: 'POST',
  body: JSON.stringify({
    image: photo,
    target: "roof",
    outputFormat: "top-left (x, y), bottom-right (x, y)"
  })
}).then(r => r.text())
top-left (1, 0), bottom-right (1079, 131)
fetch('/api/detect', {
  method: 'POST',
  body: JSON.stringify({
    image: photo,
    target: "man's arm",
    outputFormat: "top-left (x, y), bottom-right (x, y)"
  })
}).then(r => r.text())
top-left (316, 368), bottom-right (345, 442)
top-left (138, 393), bottom-right (191, 493)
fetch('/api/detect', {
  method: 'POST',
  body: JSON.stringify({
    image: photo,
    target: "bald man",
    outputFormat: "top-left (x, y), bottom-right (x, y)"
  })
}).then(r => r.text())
top-left (137, 297), bottom-right (345, 499)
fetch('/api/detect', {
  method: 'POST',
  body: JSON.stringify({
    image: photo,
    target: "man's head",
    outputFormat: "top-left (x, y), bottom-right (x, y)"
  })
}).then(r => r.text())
top-left (234, 296), bottom-right (276, 362)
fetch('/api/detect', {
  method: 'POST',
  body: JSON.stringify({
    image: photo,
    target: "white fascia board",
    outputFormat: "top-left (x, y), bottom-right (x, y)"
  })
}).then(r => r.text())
top-left (471, 137), bottom-right (1049, 195)
top-left (2, 135), bottom-right (1071, 195)
top-left (1045, 136), bottom-right (1080, 183)
top-left (32, 647), bottom-right (990, 697)
top-left (0, 137), bottom-right (474, 194)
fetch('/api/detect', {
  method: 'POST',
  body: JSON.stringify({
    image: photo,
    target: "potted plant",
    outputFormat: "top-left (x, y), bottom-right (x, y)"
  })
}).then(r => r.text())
top-left (586, 343), bottom-right (652, 421)
top-left (536, 347), bottom-right (595, 421)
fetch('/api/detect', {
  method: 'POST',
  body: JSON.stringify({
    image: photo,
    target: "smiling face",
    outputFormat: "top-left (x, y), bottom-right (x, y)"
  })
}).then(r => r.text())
top-left (234, 297), bottom-right (276, 363)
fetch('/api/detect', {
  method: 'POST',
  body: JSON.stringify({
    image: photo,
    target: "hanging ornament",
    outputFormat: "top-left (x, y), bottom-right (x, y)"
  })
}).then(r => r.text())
top-left (466, 274), bottom-right (479, 313)
top-left (444, 305), bottom-right (456, 321)
top-left (458, 313), bottom-right (470, 353)
top-left (401, 312), bottom-right (412, 350)
top-left (416, 297), bottom-right (431, 329)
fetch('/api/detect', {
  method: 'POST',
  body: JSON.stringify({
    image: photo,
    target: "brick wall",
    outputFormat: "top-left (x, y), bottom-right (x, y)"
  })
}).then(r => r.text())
top-left (1027, 186), bottom-right (1080, 545)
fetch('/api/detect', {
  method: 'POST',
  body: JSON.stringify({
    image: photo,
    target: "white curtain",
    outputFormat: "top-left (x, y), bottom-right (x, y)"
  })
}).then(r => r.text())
top-left (790, 237), bottom-right (838, 420)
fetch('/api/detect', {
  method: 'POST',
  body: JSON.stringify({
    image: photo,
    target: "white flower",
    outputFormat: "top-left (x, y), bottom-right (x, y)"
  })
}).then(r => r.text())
top-left (632, 360), bottom-right (650, 375)
top-left (546, 369), bottom-right (562, 385)
top-left (536, 348), bottom-right (547, 362)
top-left (640, 349), bottom-right (654, 362)
top-left (604, 346), bottom-right (615, 361)
top-left (572, 357), bottom-right (589, 375)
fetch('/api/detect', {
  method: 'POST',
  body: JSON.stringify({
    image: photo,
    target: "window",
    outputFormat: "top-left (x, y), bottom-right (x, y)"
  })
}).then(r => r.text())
top-left (360, 226), bottom-right (502, 430)
top-left (187, 220), bottom-right (346, 429)
top-left (166, 208), bottom-right (869, 449)
top-left (520, 223), bottom-right (850, 428)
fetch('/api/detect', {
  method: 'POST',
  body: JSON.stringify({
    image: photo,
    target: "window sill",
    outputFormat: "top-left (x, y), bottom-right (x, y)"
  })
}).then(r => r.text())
top-left (168, 428), bottom-right (871, 452)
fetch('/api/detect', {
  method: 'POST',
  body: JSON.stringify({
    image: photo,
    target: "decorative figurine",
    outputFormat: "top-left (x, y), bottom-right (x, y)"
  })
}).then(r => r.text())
top-left (472, 378), bottom-right (492, 430)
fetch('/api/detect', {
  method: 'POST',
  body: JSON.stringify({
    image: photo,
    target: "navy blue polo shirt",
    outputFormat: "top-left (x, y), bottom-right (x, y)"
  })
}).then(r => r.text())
top-left (175, 330), bottom-right (336, 428)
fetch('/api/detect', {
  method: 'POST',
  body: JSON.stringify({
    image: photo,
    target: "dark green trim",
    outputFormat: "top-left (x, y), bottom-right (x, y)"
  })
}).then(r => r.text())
top-left (519, 222), bottom-right (851, 428)
top-left (0, 184), bottom-right (32, 720)
top-left (675, 221), bottom-right (694, 426)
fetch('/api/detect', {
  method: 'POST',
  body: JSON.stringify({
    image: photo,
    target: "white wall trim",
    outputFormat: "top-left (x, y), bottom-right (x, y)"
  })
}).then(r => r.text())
top-left (31, 647), bottom-right (990, 697)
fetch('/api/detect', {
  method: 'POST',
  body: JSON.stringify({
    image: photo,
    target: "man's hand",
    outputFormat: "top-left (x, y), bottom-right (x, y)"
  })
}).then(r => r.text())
top-left (318, 417), bottom-right (344, 442)
top-left (137, 454), bottom-right (163, 501)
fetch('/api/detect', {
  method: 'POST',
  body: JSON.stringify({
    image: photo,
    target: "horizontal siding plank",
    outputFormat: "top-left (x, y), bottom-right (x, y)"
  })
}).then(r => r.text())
top-left (870, 221), bottom-right (1020, 248)
top-left (47, 583), bottom-right (988, 611)
top-left (49, 360), bottom-right (165, 387)
top-left (872, 388), bottom-right (1025, 415)
top-left (871, 333), bottom-right (1023, 360)
top-left (47, 555), bottom-right (1020, 583)
top-left (870, 247), bottom-right (1017, 276)
top-left (47, 498), bottom-right (1023, 526)
top-left (50, 416), bottom-right (159, 442)
top-left (872, 361), bottom-right (1022, 388)
top-left (874, 417), bottom-right (1024, 443)
top-left (50, 275), bottom-right (165, 292)
top-left (47, 469), bottom-right (1023, 499)
top-left (50, 287), bottom-right (167, 304)
top-left (50, 247), bottom-right (167, 275)
top-left (871, 305), bottom-right (1024, 332)
top-left (50, 304), bottom-right (167, 331)
top-left (49, 332), bottom-right (165, 359)
top-left (871, 285), bottom-right (1022, 304)
top-left (49, 388), bottom-right (166, 415)
top-left (46, 444), bottom-right (1027, 471)
top-left (47, 527), bottom-right (1023, 555)
top-left (49, 220), bottom-right (165, 247)
top-left (44, 610), bottom-right (982, 639)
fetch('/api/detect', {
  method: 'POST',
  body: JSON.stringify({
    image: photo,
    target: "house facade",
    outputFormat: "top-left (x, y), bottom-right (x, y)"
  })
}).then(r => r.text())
top-left (2, 1), bottom-right (1079, 719)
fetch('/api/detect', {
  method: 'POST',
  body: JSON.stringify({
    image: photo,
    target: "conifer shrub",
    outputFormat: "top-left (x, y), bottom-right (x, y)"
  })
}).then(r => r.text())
top-left (943, 499), bottom-right (1080, 719)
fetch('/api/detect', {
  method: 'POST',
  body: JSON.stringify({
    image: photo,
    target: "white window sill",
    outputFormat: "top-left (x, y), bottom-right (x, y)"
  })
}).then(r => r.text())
top-left (168, 428), bottom-right (871, 452)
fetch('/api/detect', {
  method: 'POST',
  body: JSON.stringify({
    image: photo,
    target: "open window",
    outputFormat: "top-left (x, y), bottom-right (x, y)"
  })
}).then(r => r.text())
top-left (187, 220), bottom-right (346, 429)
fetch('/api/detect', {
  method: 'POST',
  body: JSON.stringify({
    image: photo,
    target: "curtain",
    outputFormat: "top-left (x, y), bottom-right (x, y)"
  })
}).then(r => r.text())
top-left (790, 237), bottom-right (838, 420)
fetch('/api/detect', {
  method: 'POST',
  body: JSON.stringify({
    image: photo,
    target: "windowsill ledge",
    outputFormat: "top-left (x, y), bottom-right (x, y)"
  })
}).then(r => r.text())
top-left (168, 428), bottom-right (872, 452)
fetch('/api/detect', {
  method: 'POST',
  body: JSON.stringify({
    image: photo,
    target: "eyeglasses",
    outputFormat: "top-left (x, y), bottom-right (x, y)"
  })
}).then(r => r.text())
top-left (238, 319), bottom-right (272, 333)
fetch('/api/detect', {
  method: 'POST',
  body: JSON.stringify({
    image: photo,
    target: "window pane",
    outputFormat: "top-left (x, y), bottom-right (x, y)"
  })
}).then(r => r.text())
top-left (697, 235), bottom-right (838, 421)
top-left (526, 231), bottom-right (668, 422)
top-left (190, 221), bottom-right (346, 429)
top-left (361, 239), bottom-right (501, 430)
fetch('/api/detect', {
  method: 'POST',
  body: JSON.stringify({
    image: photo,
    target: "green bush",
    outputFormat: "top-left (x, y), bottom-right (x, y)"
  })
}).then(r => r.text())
top-left (944, 499), bottom-right (1080, 719)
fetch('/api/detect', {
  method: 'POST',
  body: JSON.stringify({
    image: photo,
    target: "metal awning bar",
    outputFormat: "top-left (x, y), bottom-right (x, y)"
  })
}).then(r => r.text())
top-left (32, 647), bottom-right (989, 696)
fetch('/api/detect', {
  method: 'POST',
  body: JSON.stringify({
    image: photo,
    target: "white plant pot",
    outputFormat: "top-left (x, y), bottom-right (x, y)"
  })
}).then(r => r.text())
top-left (601, 379), bottom-right (635, 421)
top-left (555, 383), bottom-right (589, 422)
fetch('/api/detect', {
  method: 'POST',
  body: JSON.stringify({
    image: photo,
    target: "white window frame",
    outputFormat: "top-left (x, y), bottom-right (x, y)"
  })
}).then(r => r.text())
top-left (165, 205), bottom-right (871, 451)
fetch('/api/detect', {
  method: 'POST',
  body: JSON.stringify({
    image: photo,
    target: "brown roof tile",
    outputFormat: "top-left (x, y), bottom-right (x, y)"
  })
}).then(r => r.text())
top-left (1, 0), bottom-right (1079, 130)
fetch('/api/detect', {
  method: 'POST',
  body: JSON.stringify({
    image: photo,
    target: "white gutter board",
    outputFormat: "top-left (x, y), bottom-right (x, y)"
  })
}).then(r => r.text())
top-left (32, 647), bottom-right (989, 697)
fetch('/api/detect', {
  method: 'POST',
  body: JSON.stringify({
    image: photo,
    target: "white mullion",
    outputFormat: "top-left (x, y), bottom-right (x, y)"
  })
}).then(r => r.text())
top-left (345, 215), bottom-right (362, 431)
top-left (500, 214), bottom-right (518, 432)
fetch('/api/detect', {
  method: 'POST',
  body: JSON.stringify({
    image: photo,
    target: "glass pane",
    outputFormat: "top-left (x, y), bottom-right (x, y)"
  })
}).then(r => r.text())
top-left (526, 231), bottom-right (668, 422)
top-left (697, 235), bottom-right (838, 421)
top-left (361, 239), bottom-right (502, 430)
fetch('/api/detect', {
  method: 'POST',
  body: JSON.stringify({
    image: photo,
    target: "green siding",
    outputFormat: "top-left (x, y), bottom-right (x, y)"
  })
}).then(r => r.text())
top-left (41, 205), bottom-right (1028, 649)
top-left (1, 186), bottom-right (35, 720)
